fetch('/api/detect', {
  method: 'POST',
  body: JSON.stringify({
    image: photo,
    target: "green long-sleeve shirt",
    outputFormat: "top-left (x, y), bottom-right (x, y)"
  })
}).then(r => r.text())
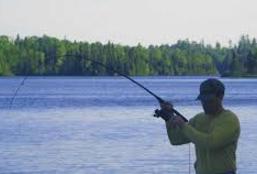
top-left (166, 109), bottom-right (240, 174)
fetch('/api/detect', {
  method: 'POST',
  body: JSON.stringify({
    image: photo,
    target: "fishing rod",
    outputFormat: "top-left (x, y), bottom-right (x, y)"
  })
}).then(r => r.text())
top-left (9, 54), bottom-right (188, 122)
top-left (64, 54), bottom-right (188, 122)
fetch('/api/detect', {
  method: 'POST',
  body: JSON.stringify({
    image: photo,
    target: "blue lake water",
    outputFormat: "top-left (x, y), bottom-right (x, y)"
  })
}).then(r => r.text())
top-left (0, 76), bottom-right (256, 174)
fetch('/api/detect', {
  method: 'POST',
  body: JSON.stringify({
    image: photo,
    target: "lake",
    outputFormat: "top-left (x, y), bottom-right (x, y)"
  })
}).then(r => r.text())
top-left (0, 76), bottom-right (256, 174)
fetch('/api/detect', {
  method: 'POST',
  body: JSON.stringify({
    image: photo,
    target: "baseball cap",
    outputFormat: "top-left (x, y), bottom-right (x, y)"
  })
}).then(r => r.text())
top-left (196, 78), bottom-right (225, 101)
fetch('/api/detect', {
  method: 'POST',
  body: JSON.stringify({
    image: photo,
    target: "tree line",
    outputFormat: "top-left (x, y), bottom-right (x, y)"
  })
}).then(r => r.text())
top-left (0, 34), bottom-right (257, 76)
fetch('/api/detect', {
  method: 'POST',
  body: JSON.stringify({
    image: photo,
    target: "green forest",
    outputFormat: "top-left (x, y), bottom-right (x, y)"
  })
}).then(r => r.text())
top-left (0, 34), bottom-right (257, 76)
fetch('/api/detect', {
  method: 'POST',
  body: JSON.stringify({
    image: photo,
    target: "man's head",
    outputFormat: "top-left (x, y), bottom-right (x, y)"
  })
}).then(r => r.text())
top-left (197, 78), bottom-right (225, 116)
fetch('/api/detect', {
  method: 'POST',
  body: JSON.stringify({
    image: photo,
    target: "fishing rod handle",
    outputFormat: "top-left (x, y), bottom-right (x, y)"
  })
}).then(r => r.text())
top-left (158, 99), bottom-right (188, 122)
top-left (172, 108), bottom-right (188, 122)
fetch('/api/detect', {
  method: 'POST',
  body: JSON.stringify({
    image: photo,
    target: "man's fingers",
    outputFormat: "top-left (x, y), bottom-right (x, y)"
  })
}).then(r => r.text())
top-left (169, 116), bottom-right (186, 128)
top-left (160, 101), bottom-right (173, 110)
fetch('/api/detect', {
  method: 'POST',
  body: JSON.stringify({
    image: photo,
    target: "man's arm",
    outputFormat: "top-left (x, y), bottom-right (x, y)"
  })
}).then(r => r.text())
top-left (182, 115), bottom-right (240, 149)
top-left (166, 118), bottom-right (194, 145)
top-left (158, 101), bottom-right (192, 145)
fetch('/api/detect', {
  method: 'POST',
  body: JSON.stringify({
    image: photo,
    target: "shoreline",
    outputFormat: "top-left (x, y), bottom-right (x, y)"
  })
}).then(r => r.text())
top-left (1, 74), bottom-right (257, 78)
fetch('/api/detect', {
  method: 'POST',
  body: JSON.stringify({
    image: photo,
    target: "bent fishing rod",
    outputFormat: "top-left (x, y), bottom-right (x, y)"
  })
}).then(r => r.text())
top-left (9, 54), bottom-right (188, 122)
top-left (64, 54), bottom-right (188, 122)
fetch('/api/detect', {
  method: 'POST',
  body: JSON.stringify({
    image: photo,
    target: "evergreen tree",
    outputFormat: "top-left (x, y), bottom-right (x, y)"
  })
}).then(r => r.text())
top-left (1, 34), bottom-right (257, 77)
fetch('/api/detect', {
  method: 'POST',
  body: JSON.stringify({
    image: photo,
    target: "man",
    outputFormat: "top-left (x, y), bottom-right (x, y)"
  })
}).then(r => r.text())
top-left (158, 78), bottom-right (240, 174)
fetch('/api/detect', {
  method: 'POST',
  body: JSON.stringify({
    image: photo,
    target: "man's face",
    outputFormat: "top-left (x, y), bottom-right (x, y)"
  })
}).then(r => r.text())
top-left (197, 79), bottom-right (224, 115)
top-left (200, 96), bottom-right (220, 115)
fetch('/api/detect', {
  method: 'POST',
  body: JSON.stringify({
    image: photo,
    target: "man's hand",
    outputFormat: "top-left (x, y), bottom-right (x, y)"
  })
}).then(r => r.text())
top-left (170, 116), bottom-right (186, 128)
top-left (154, 101), bottom-right (174, 121)
top-left (160, 101), bottom-right (173, 112)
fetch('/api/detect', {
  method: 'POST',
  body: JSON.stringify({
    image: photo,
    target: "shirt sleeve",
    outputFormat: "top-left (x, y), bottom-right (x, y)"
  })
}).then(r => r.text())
top-left (166, 117), bottom-right (195, 145)
top-left (182, 114), bottom-right (240, 149)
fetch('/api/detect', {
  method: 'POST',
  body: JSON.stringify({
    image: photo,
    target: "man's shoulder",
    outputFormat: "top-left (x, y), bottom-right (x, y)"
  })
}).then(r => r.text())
top-left (222, 109), bottom-right (240, 123)
top-left (189, 112), bottom-right (206, 124)
top-left (193, 112), bottom-right (206, 120)
top-left (223, 109), bottom-right (237, 117)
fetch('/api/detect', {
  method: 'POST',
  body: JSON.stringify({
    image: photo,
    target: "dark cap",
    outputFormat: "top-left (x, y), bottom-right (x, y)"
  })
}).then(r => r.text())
top-left (196, 78), bottom-right (225, 101)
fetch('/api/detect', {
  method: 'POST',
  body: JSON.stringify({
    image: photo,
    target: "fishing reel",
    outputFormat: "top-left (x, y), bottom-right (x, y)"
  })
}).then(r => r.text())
top-left (153, 108), bottom-right (174, 121)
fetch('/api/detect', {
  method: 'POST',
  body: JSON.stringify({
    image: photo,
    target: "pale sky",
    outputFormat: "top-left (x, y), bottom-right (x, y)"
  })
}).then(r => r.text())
top-left (0, 0), bottom-right (256, 46)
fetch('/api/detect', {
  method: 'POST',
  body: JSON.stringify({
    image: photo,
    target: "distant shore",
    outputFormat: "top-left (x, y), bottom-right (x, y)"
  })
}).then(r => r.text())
top-left (221, 74), bottom-right (257, 78)
top-left (1, 74), bottom-right (257, 78)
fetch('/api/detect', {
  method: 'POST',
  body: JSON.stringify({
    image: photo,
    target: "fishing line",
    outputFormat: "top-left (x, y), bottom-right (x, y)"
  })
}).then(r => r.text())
top-left (189, 143), bottom-right (191, 174)
top-left (9, 76), bottom-right (28, 109)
